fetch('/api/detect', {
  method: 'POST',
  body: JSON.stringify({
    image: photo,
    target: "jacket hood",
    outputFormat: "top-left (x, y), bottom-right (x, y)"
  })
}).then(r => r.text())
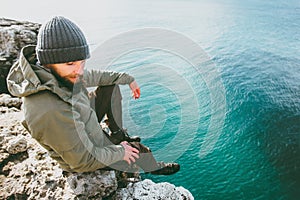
top-left (6, 45), bottom-right (72, 101)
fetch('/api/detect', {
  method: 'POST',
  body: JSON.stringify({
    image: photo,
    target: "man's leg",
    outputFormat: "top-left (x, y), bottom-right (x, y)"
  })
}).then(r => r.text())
top-left (107, 142), bottom-right (158, 173)
top-left (94, 85), bottom-right (122, 132)
top-left (130, 142), bottom-right (180, 175)
top-left (108, 142), bottom-right (180, 175)
top-left (93, 85), bottom-right (179, 175)
top-left (94, 85), bottom-right (141, 144)
top-left (129, 142), bottom-right (160, 173)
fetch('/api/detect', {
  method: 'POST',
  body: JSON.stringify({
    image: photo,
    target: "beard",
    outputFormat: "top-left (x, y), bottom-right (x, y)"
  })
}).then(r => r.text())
top-left (50, 69), bottom-right (84, 93)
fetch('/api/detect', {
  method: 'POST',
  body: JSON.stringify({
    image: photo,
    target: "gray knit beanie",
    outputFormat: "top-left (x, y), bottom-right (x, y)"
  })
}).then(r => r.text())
top-left (36, 16), bottom-right (90, 65)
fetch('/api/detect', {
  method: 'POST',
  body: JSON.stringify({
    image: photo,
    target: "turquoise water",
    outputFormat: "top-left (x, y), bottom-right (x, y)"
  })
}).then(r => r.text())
top-left (93, 1), bottom-right (299, 199)
top-left (3, 0), bottom-right (299, 199)
top-left (86, 1), bottom-right (299, 199)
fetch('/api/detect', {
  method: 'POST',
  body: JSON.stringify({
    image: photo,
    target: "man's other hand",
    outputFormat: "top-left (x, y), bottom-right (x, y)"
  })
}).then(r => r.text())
top-left (121, 141), bottom-right (139, 164)
top-left (129, 81), bottom-right (140, 99)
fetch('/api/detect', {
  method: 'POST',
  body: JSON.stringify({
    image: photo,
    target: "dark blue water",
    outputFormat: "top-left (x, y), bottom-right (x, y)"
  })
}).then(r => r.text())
top-left (4, 0), bottom-right (299, 199)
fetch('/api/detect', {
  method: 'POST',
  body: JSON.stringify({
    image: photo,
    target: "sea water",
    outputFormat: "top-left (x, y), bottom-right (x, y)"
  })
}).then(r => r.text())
top-left (85, 1), bottom-right (299, 199)
top-left (3, 0), bottom-right (299, 199)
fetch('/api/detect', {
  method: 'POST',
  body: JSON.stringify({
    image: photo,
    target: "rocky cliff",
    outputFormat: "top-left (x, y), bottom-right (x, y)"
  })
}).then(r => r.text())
top-left (0, 18), bottom-right (194, 200)
top-left (0, 18), bottom-right (40, 94)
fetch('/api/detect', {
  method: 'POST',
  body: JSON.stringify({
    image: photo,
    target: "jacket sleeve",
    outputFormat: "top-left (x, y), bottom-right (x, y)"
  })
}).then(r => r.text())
top-left (33, 108), bottom-right (125, 173)
top-left (83, 69), bottom-right (135, 87)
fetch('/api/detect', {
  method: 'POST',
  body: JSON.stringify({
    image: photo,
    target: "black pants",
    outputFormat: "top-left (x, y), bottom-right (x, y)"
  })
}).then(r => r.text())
top-left (94, 85), bottom-right (122, 132)
top-left (93, 85), bottom-right (159, 173)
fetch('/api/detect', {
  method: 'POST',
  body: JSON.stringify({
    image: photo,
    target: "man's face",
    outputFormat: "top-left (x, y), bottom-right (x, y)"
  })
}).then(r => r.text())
top-left (46, 60), bottom-right (86, 89)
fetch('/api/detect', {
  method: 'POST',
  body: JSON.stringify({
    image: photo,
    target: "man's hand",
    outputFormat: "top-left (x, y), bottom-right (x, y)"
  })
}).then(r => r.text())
top-left (121, 141), bottom-right (139, 164)
top-left (129, 81), bottom-right (140, 99)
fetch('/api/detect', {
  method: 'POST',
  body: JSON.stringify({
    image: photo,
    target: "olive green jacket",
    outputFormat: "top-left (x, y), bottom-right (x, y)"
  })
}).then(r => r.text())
top-left (6, 45), bottom-right (135, 172)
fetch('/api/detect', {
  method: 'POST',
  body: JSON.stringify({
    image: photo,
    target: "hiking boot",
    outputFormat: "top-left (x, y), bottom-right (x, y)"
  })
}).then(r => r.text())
top-left (123, 129), bottom-right (141, 143)
top-left (150, 162), bottom-right (180, 175)
top-left (109, 129), bottom-right (141, 144)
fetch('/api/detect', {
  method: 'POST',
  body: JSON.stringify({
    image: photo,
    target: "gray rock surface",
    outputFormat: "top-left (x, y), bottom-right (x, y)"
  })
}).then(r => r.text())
top-left (67, 170), bottom-right (118, 198)
top-left (0, 94), bottom-right (22, 109)
top-left (5, 135), bottom-right (27, 154)
top-left (0, 18), bottom-right (40, 94)
top-left (0, 94), bottom-right (194, 199)
top-left (114, 179), bottom-right (194, 200)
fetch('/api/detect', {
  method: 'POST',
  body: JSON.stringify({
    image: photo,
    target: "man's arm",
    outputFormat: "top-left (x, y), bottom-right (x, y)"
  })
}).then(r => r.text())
top-left (84, 69), bottom-right (141, 99)
top-left (84, 70), bottom-right (135, 87)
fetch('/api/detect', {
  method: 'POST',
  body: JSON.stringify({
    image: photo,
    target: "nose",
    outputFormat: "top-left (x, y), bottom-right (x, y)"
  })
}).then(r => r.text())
top-left (75, 61), bottom-right (85, 75)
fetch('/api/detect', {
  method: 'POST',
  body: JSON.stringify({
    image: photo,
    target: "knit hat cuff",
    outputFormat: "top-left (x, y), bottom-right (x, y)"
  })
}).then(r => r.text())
top-left (36, 44), bottom-right (90, 65)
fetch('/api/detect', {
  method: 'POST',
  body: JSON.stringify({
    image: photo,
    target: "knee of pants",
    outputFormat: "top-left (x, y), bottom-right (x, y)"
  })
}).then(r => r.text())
top-left (95, 85), bottom-right (122, 100)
